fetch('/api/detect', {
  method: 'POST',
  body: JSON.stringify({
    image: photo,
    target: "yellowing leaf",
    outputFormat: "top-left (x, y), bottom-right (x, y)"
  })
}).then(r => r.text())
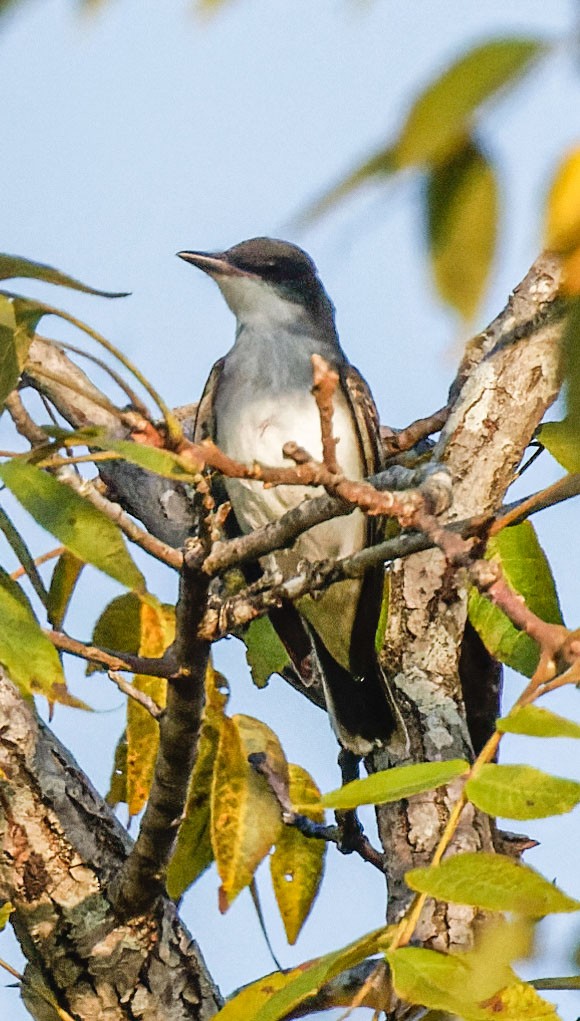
top-left (211, 714), bottom-right (286, 909)
top-left (394, 37), bottom-right (545, 168)
top-left (0, 460), bottom-right (145, 592)
top-left (243, 617), bottom-right (291, 688)
top-left (167, 665), bottom-right (228, 898)
top-left (539, 297), bottom-right (580, 462)
top-left (498, 705), bottom-right (580, 739)
top-left (426, 141), bottom-right (498, 319)
top-left (270, 764), bottom-right (326, 944)
top-left (545, 148), bottom-right (580, 254)
top-left (386, 947), bottom-right (479, 1018)
top-left (47, 551), bottom-right (84, 630)
top-left (0, 568), bottom-right (84, 707)
top-left (468, 520), bottom-right (562, 676)
top-left (490, 981), bottom-right (560, 1020)
top-left (62, 427), bottom-right (202, 480)
top-left (88, 592), bottom-right (142, 675)
top-left (213, 927), bottom-right (384, 1021)
top-left (406, 852), bottom-right (580, 915)
top-left (106, 731), bottom-right (128, 808)
top-left (126, 601), bottom-right (173, 816)
top-left (320, 759), bottom-right (468, 811)
top-left (0, 902), bottom-right (13, 931)
top-left (466, 764), bottom-right (580, 820)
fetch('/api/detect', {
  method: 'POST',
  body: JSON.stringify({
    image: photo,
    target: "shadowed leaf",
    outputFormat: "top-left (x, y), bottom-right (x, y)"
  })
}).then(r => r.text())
top-left (47, 551), bottom-right (84, 630)
top-left (244, 617), bottom-right (291, 688)
top-left (0, 253), bottom-right (127, 296)
top-left (106, 732), bottom-right (128, 808)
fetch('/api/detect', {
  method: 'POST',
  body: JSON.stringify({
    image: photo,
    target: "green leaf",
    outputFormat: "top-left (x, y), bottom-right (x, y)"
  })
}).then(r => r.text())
top-left (47, 551), bottom-right (84, 630)
top-left (0, 460), bottom-right (145, 592)
top-left (0, 253), bottom-right (127, 297)
top-left (211, 714), bottom-right (286, 909)
top-left (320, 759), bottom-right (468, 811)
top-left (498, 705), bottom-right (580, 739)
top-left (270, 764), bottom-right (326, 944)
top-left (426, 141), bottom-right (498, 318)
top-left (298, 147), bottom-right (396, 224)
top-left (539, 423), bottom-right (580, 472)
top-left (243, 617), bottom-right (291, 688)
top-left (106, 731), bottom-right (128, 808)
top-left (466, 764), bottom-right (580, 820)
top-left (406, 852), bottom-right (580, 915)
top-left (0, 504), bottom-right (48, 606)
top-left (394, 37), bottom-right (546, 168)
top-left (167, 665), bottom-right (229, 898)
top-left (539, 297), bottom-right (580, 468)
top-left (0, 568), bottom-right (84, 706)
top-left (213, 927), bottom-right (384, 1021)
top-left (88, 592), bottom-right (143, 674)
top-left (59, 427), bottom-right (202, 481)
top-left (0, 294), bottom-right (40, 409)
top-left (468, 520), bottom-right (562, 676)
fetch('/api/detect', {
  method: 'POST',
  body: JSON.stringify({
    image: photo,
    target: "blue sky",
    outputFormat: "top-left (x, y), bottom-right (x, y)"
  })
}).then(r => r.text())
top-left (2, 1), bottom-right (580, 1018)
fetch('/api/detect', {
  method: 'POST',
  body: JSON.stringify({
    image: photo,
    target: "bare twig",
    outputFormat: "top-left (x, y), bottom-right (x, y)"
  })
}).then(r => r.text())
top-left (311, 353), bottom-right (340, 473)
top-left (46, 629), bottom-right (176, 678)
top-left (107, 671), bottom-right (163, 719)
top-left (10, 546), bottom-right (65, 580)
top-left (4, 390), bottom-right (48, 447)
top-left (381, 405), bottom-right (449, 457)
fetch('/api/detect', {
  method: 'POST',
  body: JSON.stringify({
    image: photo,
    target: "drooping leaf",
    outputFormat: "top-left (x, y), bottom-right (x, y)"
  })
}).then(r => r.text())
top-left (497, 705), bottom-right (580, 739)
top-left (0, 901), bottom-right (13, 931)
top-left (270, 764), bottom-right (326, 944)
top-left (406, 852), bottom-right (580, 915)
top-left (545, 148), bottom-right (580, 255)
top-left (126, 601), bottom-right (173, 817)
top-left (167, 666), bottom-right (228, 898)
top-left (243, 617), bottom-right (291, 688)
top-left (0, 567), bottom-right (86, 706)
top-left (0, 460), bottom-right (145, 592)
top-left (0, 253), bottom-right (127, 297)
top-left (88, 592), bottom-right (143, 674)
top-left (393, 37), bottom-right (546, 168)
top-left (320, 759), bottom-right (467, 811)
top-left (0, 504), bottom-right (48, 606)
top-left (47, 551), bottom-right (84, 630)
top-left (466, 764), bottom-right (580, 820)
top-left (468, 520), bottom-right (562, 676)
top-left (426, 140), bottom-right (498, 318)
top-left (106, 731), bottom-right (128, 808)
top-left (0, 295), bottom-right (20, 408)
top-left (211, 714), bottom-right (287, 909)
top-left (60, 427), bottom-right (202, 480)
top-left (213, 927), bottom-right (384, 1021)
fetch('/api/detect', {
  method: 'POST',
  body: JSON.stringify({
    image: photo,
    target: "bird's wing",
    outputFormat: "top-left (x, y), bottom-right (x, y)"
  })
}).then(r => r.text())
top-left (341, 363), bottom-right (384, 477)
top-left (192, 356), bottom-right (225, 443)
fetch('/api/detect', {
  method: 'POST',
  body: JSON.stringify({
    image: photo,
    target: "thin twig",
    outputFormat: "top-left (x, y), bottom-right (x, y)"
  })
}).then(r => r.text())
top-left (47, 629), bottom-right (176, 678)
top-left (52, 338), bottom-right (152, 419)
top-left (10, 546), bottom-right (65, 581)
top-left (108, 671), bottom-right (164, 719)
top-left (381, 405), bottom-right (449, 457)
top-left (4, 391), bottom-right (48, 447)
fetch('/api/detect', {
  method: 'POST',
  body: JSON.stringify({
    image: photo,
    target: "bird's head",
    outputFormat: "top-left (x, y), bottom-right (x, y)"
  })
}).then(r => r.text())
top-left (177, 237), bottom-right (335, 329)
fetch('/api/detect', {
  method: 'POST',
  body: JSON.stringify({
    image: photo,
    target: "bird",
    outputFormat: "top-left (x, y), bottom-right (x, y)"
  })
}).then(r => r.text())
top-left (178, 237), bottom-right (406, 757)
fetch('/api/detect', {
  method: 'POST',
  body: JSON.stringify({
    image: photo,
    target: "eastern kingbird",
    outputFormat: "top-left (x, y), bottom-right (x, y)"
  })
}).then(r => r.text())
top-left (179, 238), bottom-right (404, 756)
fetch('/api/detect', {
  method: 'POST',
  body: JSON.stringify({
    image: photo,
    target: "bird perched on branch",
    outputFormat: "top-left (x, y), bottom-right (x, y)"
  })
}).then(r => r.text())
top-left (179, 237), bottom-right (406, 756)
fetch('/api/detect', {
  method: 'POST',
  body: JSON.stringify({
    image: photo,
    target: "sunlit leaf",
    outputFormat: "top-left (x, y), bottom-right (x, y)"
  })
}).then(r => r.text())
top-left (468, 520), bottom-right (562, 676)
top-left (0, 253), bottom-right (127, 296)
top-left (243, 617), bottom-right (291, 688)
top-left (406, 852), bottom-right (580, 915)
top-left (211, 714), bottom-right (286, 909)
top-left (0, 902), bottom-right (13, 931)
top-left (47, 551), bottom-right (84, 630)
top-left (126, 601), bottom-right (173, 817)
top-left (498, 705), bottom-right (580, 739)
top-left (0, 460), bottom-right (145, 592)
top-left (466, 764), bottom-right (580, 820)
top-left (545, 148), bottom-right (580, 255)
top-left (0, 568), bottom-right (86, 706)
top-left (394, 37), bottom-right (545, 168)
top-left (426, 140), bottom-right (498, 318)
top-left (320, 759), bottom-right (467, 811)
top-left (60, 427), bottom-right (202, 480)
top-left (270, 764), bottom-right (326, 944)
top-left (167, 664), bottom-right (229, 898)
top-left (213, 927), bottom-right (384, 1021)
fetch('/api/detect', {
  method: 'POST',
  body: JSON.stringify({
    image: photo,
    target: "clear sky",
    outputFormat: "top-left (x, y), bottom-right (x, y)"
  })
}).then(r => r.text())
top-left (1, 1), bottom-right (580, 1018)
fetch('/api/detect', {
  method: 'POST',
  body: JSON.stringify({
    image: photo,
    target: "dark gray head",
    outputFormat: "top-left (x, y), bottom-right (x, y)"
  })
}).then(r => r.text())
top-left (177, 237), bottom-right (336, 331)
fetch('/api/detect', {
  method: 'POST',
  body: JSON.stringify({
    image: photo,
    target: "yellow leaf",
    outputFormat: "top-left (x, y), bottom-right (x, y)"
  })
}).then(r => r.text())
top-left (167, 664), bottom-right (228, 898)
top-left (125, 601), bottom-right (174, 817)
top-left (270, 764), bottom-right (326, 944)
top-left (546, 148), bottom-right (580, 253)
top-left (211, 714), bottom-right (285, 909)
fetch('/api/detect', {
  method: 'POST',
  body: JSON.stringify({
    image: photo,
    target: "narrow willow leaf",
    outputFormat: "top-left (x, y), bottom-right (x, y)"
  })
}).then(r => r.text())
top-left (167, 665), bottom-right (228, 898)
top-left (0, 460), bottom-right (145, 592)
top-left (0, 253), bottom-right (127, 296)
top-left (466, 764), bottom-right (580, 820)
top-left (406, 852), bottom-right (580, 915)
top-left (0, 568), bottom-right (82, 706)
top-left (298, 147), bottom-right (396, 224)
top-left (320, 759), bottom-right (467, 810)
top-left (394, 38), bottom-right (545, 168)
top-left (47, 552), bottom-right (84, 630)
top-left (0, 504), bottom-right (48, 606)
top-left (213, 927), bottom-right (384, 1021)
top-left (426, 141), bottom-right (498, 318)
top-left (498, 705), bottom-right (580, 739)
top-left (244, 617), bottom-right (291, 688)
top-left (270, 764), bottom-right (326, 944)
top-left (62, 427), bottom-right (202, 480)
top-left (468, 520), bottom-right (562, 677)
top-left (126, 602), bottom-right (173, 816)
top-left (211, 715), bottom-right (286, 910)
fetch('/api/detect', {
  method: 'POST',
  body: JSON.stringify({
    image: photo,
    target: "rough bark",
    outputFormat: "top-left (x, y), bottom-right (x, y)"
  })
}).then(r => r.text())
top-left (0, 670), bottom-right (222, 1021)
